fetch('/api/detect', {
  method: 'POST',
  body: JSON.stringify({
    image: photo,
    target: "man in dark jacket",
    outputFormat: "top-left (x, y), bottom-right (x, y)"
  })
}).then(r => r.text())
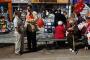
top-left (54, 10), bottom-right (66, 27)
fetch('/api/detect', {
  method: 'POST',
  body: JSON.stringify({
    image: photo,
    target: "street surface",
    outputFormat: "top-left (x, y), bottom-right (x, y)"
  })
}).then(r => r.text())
top-left (0, 31), bottom-right (90, 60)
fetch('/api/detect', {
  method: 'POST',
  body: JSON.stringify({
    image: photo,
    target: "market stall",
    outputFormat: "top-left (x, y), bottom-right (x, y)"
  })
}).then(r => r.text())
top-left (31, 0), bottom-right (70, 33)
top-left (0, 0), bottom-right (12, 33)
top-left (31, 0), bottom-right (70, 12)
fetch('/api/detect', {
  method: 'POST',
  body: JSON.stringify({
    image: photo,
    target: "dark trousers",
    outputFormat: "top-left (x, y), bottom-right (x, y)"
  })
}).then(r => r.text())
top-left (26, 30), bottom-right (37, 51)
top-left (67, 33), bottom-right (79, 51)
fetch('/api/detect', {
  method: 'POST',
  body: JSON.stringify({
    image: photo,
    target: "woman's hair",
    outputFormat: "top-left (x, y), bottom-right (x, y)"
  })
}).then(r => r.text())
top-left (27, 9), bottom-right (33, 16)
top-left (63, 11), bottom-right (67, 14)
top-left (77, 13), bottom-right (81, 17)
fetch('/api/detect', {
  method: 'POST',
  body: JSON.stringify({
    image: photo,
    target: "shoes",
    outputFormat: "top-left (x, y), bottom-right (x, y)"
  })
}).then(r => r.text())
top-left (71, 50), bottom-right (75, 52)
top-left (15, 52), bottom-right (23, 55)
top-left (27, 48), bottom-right (37, 52)
top-left (85, 47), bottom-right (88, 50)
top-left (15, 53), bottom-right (21, 55)
top-left (69, 48), bottom-right (72, 51)
top-left (69, 48), bottom-right (75, 52)
top-left (31, 48), bottom-right (37, 52)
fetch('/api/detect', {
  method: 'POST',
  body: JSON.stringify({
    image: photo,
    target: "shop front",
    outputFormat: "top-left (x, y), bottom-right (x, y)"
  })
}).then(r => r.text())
top-left (0, 0), bottom-right (12, 33)
top-left (0, 0), bottom-right (12, 21)
top-left (12, 0), bottom-right (29, 13)
top-left (31, 0), bottom-right (70, 34)
top-left (31, 0), bottom-right (70, 15)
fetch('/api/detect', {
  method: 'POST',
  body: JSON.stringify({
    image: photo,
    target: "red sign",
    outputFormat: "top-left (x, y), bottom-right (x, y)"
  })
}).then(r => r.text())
top-left (0, 0), bottom-right (11, 3)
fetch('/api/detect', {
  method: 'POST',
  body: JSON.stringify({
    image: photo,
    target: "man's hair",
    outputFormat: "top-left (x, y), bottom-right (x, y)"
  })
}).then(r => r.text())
top-left (15, 11), bottom-right (21, 17)
top-left (77, 13), bottom-right (81, 17)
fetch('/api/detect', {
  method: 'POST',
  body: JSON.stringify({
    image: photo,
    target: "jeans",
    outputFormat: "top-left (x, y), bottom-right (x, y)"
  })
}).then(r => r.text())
top-left (14, 31), bottom-right (24, 54)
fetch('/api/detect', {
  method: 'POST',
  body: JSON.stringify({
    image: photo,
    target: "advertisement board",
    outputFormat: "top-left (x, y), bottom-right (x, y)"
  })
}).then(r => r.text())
top-left (31, 0), bottom-right (69, 4)
top-left (12, 0), bottom-right (29, 3)
top-left (57, 0), bottom-right (69, 4)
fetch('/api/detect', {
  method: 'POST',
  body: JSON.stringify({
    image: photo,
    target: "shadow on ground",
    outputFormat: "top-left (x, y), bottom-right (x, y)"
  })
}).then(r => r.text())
top-left (0, 43), bottom-right (14, 48)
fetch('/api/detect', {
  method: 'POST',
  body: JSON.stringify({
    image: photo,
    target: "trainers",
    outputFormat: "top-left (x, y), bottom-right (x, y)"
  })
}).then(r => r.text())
top-left (71, 50), bottom-right (74, 52)
top-left (85, 47), bottom-right (88, 50)
top-left (15, 52), bottom-right (22, 55)
top-left (15, 53), bottom-right (21, 55)
top-left (69, 48), bottom-right (72, 51)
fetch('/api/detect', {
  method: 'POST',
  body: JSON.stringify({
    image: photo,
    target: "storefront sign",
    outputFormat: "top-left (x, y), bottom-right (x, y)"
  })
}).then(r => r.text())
top-left (31, 0), bottom-right (69, 3)
top-left (12, 0), bottom-right (29, 3)
top-left (31, 0), bottom-right (57, 3)
top-left (0, 0), bottom-right (11, 3)
top-left (57, 0), bottom-right (69, 4)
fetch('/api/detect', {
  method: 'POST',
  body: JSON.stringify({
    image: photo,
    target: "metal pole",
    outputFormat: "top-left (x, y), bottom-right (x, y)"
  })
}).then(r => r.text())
top-left (72, 34), bottom-right (75, 51)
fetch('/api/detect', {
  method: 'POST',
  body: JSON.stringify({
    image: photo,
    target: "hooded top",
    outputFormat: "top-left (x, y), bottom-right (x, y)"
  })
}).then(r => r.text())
top-left (54, 21), bottom-right (65, 39)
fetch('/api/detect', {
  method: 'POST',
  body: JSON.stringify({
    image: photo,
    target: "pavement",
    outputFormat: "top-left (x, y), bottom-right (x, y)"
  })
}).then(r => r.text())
top-left (0, 31), bottom-right (90, 60)
top-left (0, 46), bottom-right (90, 60)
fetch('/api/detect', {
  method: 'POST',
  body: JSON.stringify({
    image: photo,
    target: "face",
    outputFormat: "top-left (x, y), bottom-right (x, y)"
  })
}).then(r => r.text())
top-left (2, 18), bottom-right (5, 21)
top-left (86, 17), bottom-right (90, 23)
top-left (68, 17), bottom-right (75, 23)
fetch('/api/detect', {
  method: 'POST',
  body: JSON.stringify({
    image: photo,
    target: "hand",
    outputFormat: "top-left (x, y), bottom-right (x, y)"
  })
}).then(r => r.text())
top-left (66, 31), bottom-right (69, 36)
top-left (68, 27), bottom-right (73, 30)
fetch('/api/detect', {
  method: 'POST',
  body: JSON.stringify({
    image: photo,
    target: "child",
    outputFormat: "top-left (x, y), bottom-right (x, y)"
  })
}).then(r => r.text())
top-left (53, 21), bottom-right (65, 48)
top-left (54, 21), bottom-right (65, 39)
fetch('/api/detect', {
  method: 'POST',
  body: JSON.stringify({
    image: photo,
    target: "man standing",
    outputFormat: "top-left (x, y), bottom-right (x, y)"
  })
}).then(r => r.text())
top-left (13, 11), bottom-right (24, 55)
top-left (54, 9), bottom-right (66, 26)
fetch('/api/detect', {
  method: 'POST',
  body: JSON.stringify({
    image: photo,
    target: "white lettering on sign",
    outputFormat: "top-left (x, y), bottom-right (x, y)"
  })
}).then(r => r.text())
top-left (12, 0), bottom-right (30, 3)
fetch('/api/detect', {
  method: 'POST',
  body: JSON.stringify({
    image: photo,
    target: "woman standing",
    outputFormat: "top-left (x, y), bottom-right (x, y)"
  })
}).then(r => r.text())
top-left (66, 15), bottom-right (81, 52)
top-left (25, 9), bottom-right (37, 52)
